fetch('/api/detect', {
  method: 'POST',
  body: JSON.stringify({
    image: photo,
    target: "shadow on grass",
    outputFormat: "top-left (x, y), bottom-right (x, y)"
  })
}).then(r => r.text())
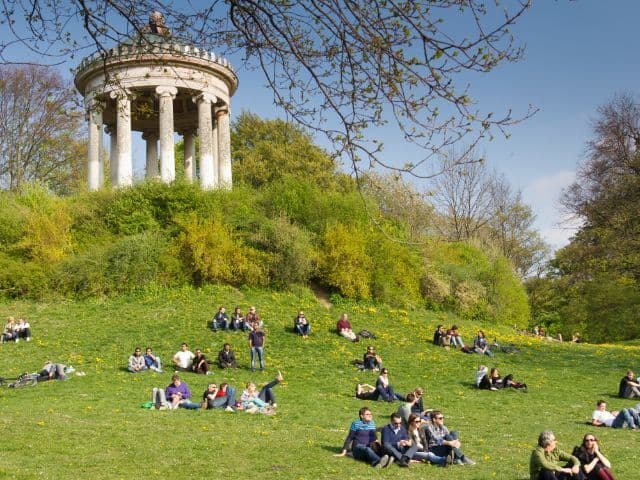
top-left (320, 444), bottom-right (343, 454)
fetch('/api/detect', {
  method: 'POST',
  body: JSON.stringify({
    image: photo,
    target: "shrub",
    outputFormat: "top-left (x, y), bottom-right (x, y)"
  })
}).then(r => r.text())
top-left (0, 252), bottom-right (49, 298)
top-left (174, 214), bottom-right (268, 287)
top-left (318, 222), bottom-right (371, 299)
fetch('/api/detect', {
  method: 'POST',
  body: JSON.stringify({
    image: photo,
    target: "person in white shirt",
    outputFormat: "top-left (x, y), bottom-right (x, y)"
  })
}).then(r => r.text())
top-left (591, 400), bottom-right (638, 429)
top-left (172, 343), bottom-right (195, 372)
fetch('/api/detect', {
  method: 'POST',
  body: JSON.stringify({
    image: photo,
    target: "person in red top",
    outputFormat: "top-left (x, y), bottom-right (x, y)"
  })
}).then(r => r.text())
top-left (337, 313), bottom-right (358, 341)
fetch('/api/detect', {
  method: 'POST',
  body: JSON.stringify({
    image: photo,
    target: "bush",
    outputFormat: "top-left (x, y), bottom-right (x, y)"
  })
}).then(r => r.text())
top-left (318, 222), bottom-right (372, 299)
top-left (174, 214), bottom-right (268, 287)
top-left (0, 252), bottom-right (50, 298)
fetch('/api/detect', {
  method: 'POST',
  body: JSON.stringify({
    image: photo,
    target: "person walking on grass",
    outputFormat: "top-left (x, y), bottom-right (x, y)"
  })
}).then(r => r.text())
top-left (248, 323), bottom-right (266, 372)
top-left (335, 407), bottom-right (393, 468)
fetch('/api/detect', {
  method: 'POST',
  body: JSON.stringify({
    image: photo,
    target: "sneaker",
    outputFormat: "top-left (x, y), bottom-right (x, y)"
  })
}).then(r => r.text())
top-left (397, 457), bottom-right (410, 468)
top-left (444, 452), bottom-right (454, 467)
top-left (462, 457), bottom-right (476, 465)
top-left (15, 338), bottom-right (19, 343)
top-left (385, 456), bottom-right (395, 468)
top-left (26, 337), bottom-right (31, 342)
top-left (206, 371), bottom-right (212, 375)
top-left (453, 458), bottom-right (464, 465)
top-left (224, 406), bottom-right (235, 412)
top-left (276, 370), bottom-right (284, 382)
top-left (271, 403), bottom-right (277, 408)
top-left (376, 455), bottom-right (390, 468)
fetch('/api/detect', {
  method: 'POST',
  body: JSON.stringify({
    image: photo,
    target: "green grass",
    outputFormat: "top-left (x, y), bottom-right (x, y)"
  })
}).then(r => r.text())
top-left (0, 285), bottom-right (638, 479)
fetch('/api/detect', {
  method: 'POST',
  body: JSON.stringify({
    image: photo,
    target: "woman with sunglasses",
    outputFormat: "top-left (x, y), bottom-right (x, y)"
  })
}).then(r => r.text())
top-left (405, 413), bottom-right (448, 466)
top-left (572, 434), bottom-right (615, 480)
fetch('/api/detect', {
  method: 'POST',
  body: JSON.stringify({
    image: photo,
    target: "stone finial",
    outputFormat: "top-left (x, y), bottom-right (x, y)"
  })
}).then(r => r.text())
top-left (142, 11), bottom-right (171, 37)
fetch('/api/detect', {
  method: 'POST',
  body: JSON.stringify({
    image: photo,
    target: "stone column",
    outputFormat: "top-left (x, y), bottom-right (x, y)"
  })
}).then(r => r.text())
top-left (216, 105), bottom-right (232, 189)
top-left (155, 86), bottom-right (178, 183)
top-left (106, 126), bottom-right (117, 186)
top-left (142, 130), bottom-right (159, 178)
top-left (212, 114), bottom-right (218, 184)
top-left (110, 90), bottom-right (132, 187)
top-left (194, 92), bottom-right (217, 189)
top-left (182, 130), bottom-right (196, 182)
top-left (86, 98), bottom-right (104, 191)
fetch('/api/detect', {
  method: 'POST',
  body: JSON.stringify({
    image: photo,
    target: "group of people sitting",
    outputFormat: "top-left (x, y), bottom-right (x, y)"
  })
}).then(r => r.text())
top-left (337, 402), bottom-right (475, 469)
top-left (151, 371), bottom-right (284, 415)
top-left (128, 343), bottom-right (241, 374)
top-left (530, 430), bottom-right (615, 480)
top-left (432, 325), bottom-right (494, 356)
top-left (1, 316), bottom-right (32, 343)
top-left (210, 305), bottom-right (263, 332)
top-left (476, 365), bottom-right (527, 391)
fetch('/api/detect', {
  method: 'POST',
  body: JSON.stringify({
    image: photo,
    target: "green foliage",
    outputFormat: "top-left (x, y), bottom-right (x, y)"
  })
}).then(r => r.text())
top-left (0, 252), bottom-right (49, 298)
top-left (251, 214), bottom-right (317, 287)
top-left (174, 214), bottom-right (268, 287)
top-left (318, 222), bottom-right (372, 299)
top-left (232, 112), bottom-right (339, 189)
top-left (487, 256), bottom-right (530, 328)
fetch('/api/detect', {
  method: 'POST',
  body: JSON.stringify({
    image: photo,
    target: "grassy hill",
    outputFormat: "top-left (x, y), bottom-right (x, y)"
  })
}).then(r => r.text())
top-left (1, 285), bottom-right (638, 479)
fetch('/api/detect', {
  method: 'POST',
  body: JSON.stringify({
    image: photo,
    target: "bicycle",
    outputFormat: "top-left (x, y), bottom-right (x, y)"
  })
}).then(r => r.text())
top-left (2, 372), bottom-right (41, 388)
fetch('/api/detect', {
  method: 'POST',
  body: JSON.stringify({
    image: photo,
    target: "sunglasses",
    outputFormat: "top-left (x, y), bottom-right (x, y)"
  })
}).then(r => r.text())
top-left (585, 438), bottom-right (596, 442)
top-left (435, 416), bottom-right (444, 420)
top-left (413, 420), bottom-right (422, 423)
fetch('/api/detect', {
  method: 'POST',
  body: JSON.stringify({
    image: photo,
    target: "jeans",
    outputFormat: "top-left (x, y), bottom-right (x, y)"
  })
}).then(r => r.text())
top-left (295, 324), bottom-right (310, 336)
top-left (451, 336), bottom-right (464, 348)
top-left (377, 384), bottom-right (404, 402)
top-left (383, 442), bottom-right (417, 461)
top-left (428, 431), bottom-right (464, 460)
top-left (213, 319), bottom-right (228, 331)
top-left (411, 450), bottom-right (446, 465)
top-left (251, 346), bottom-right (265, 371)
top-left (209, 387), bottom-right (237, 409)
top-left (146, 356), bottom-right (162, 372)
top-left (178, 400), bottom-right (201, 410)
top-left (128, 365), bottom-right (148, 373)
top-left (352, 444), bottom-right (381, 466)
top-left (612, 408), bottom-right (637, 428)
top-left (258, 379), bottom-right (280, 404)
top-left (152, 387), bottom-right (168, 407)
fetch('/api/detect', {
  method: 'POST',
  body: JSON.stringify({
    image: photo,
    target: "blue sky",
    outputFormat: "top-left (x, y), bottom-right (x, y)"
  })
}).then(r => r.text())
top-left (221, 1), bottom-right (640, 251)
top-left (3, 1), bottom-right (639, 251)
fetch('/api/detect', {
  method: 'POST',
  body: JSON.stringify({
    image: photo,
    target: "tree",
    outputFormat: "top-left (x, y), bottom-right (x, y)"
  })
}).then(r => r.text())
top-left (431, 151), bottom-right (548, 276)
top-left (0, 1), bottom-right (534, 180)
top-left (0, 65), bottom-right (85, 193)
top-left (529, 93), bottom-right (640, 342)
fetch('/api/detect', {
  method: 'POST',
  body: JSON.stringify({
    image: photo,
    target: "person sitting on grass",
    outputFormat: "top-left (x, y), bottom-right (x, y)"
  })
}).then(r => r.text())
top-left (334, 407), bottom-right (393, 468)
top-left (397, 393), bottom-right (417, 426)
top-left (239, 370), bottom-right (284, 412)
top-left (337, 313), bottom-right (358, 342)
top-left (381, 412), bottom-right (416, 468)
top-left (172, 342), bottom-right (195, 372)
top-left (433, 324), bottom-right (450, 347)
top-left (144, 347), bottom-right (163, 373)
top-left (363, 345), bottom-right (382, 371)
top-left (202, 382), bottom-right (237, 411)
top-left (424, 410), bottom-right (475, 466)
top-left (293, 310), bottom-right (310, 338)
top-left (192, 348), bottom-right (211, 375)
top-left (591, 400), bottom-right (639, 429)
top-left (14, 318), bottom-right (32, 342)
top-left (572, 433), bottom-right (615, 480)
top-left (529, 429), bottom-right (581, 480)
top-left (218, 343), bottom-right (237, 369)
top-left (480, 367), bottom-right (527, 391)
top-left (618, 369), bottom-right (640, 399)
top-left (1, 317), bottom-right (17, 343)
top-left (473, 330), bottom-right (494, 357)
top-left (164, 375), bottom-right (200, 409)
top-left (245, 306), bottom-right (262, 330)
top-left (231, 306), bottom-right (247, 331)
top-left (355, 368), bottom-right (404, 402)
top-left (411, 387), bottom-right (433, 421)
top-left (447, 325), bottom-right (464, 348)
top-left (38, 361), bottom-right (68, 381)
top-left (128, 347), bottom-right (148, 373)
top-left (211, 306), bottom-right (229, 331)
top-left (477, 365), bottom-right (491, 389)
top-left (406, 413), bottom-right (448, 466)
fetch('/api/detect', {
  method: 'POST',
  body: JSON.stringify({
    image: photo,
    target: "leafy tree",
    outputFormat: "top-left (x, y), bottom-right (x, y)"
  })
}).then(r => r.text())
top-left (0, 1), bottom-right (534, 179)
top-left (0, 65), bottom-right (84, 193)
top-left (529, 93), bottom-right (640, 342)
top-left (231, 112), bottom-right (339, 189)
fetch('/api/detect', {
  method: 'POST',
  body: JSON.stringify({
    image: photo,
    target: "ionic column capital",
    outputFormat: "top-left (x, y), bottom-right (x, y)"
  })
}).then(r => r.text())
top-left (109, 88), bottom-right (132, 100)
top-left (155, 85), bottom-right (178, 98)
top-left (215, 104), bottom-right (229, 117)
top-left (193, 92), bottom-right (217, 105)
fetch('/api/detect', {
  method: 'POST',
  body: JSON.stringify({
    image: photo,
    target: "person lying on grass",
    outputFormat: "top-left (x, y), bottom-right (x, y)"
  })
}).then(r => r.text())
top-left (477, 367), bottom-right (527, 391)
top-left (591, 400), bottom-right (639, 429)
top-left (355, 368), bottom-right (404, 402)
top-left (202, 382), bottom-right (237, 411)
top-left (239, 371), bottom-right (283, 414)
